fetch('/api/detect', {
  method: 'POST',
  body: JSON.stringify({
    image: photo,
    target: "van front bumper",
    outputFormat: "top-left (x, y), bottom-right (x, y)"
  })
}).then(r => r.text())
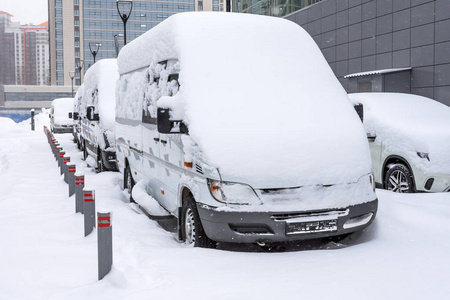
top-left (53, 126), bottom-right (73, 134)
top-left (101, 150), bottom-right (118, 171)
top-left (197, 199), bottom-right (378, 243)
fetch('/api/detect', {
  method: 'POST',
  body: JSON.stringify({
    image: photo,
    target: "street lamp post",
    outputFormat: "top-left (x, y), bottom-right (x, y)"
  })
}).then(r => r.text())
top-left (116, 0), bottom-right (133, 46)
top-left (75, 60), bottom-right (84, 86)
top-left (114, 33), bottom-right (124, 57)
top-left (89, 42), bottom-right (101, 64)
top-left (68, 71), bottom-right (75, 97)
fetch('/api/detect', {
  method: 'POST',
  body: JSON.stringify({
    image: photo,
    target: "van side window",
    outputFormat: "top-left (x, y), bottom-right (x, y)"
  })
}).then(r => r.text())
top-left (142, 60), bottom-right (180, 124)
top-left (167, 74), bottom-right (179, 97)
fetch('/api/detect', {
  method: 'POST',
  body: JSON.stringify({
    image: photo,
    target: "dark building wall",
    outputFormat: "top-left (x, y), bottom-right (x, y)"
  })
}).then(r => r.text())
top-left (0, 22), bottom-right (16, 85)
top-left (285, 0), bottom-right (450, 106)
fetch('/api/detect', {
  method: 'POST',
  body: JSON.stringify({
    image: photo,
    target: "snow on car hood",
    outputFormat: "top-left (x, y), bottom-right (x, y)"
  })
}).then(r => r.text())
top-left (349, 93), bottom-right (450, 175)
top-left (118, 12), bottom-right (372, 189)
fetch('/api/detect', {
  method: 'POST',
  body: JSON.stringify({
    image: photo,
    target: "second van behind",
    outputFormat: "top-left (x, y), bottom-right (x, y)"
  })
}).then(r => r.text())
top-left (81, 59), bottom-right (119, 172)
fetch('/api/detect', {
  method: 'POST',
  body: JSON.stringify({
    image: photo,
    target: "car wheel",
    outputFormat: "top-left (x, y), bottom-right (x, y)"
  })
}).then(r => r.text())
top-left (96, 149), bottom-right (104, 173)
top-left (181, 196), bottom-right (216, 248)
top-left (385, 163), bottom-right (414, 193)
top-left (124, 164), bottom-right (135, 202)
top-left (83, 142), bottom-right (88, 160)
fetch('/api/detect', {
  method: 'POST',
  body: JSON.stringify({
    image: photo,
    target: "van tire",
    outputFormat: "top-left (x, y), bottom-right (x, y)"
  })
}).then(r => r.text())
top-left (124, 164), bottom-right (135, 202)
top-left (384, 163), bottom-right (414, 193)
top-left (82, 142), bottom-right (88, 160)
top-left (96, 149), bottom-right (104, 173)
top-left (181, 196), bottom-right (216, 248)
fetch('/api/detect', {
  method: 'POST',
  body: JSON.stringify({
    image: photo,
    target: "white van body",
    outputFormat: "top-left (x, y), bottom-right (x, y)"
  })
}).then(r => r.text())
top-left (50, 97), bottom-right (74, 133)
top-left (71, 84), bottom-right (84, 149)
top-left (81, 59), bottom-right (119, 172)
top-left (349, 92), bottom-right (450, 193)
top-left (116, 13), bottom-right (378, 246)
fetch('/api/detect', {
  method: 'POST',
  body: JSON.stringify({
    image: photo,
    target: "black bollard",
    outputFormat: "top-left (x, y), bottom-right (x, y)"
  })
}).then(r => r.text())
top-left (75, 174), bottom-right (85, 214)
top-left (97, 212), bottom-right (113, 280)
top-left (84, 190), bottom-right (95, 236)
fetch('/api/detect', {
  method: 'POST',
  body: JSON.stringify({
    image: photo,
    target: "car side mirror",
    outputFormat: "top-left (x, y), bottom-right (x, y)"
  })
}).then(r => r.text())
top-left (86, 106), bottom-right (99, 121)
top-left (68, 112), bottom-right (73, 119)
top-left (157, 107), bottom-right (188, 134)
top-left (353, 103), bottom-right (364, 122)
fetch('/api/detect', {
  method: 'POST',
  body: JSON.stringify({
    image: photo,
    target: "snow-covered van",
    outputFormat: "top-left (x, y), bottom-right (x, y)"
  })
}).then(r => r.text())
top-left (115, 13), bottom-right (378, 247)
top-left (50, 98), bottom-right (74, 133)
top-left (70, 84), bottom-right (84, 149)
top-left (81, 59), bottom-right (119, 172)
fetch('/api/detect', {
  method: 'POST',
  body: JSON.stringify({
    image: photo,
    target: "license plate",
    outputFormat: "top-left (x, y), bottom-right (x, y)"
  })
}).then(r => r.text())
top-left (286, 219), bottom-right (337, 235)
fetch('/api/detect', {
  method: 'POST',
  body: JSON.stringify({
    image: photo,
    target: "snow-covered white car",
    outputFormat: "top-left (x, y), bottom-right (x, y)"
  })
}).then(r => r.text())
top-left (115, 12), bottom-right (378, 247)
top-left (81, 59), bottom-right (119, 172)
top-left (50, 98), bottom-right (74, 134)
top-left (349, 93), bottom-right (450, 193)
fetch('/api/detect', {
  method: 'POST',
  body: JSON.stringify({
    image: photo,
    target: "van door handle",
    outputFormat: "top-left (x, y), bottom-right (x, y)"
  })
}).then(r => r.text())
top-left (153, 138), bottom-right (160, 142)
top-left (160, 139), bottom-right (167, 145)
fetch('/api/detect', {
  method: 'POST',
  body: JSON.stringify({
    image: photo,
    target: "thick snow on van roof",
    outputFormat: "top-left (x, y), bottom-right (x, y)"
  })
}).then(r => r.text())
top-left (83, 59), bottom-right (118, 131)
top-left (118, 12), bottom-right (371, 188)
top-left (349, 92), bottom-right (450, 175)
top-left (51, 98), bottom-right (73, 125)
top-left (74, 84), bottom-right (83, 113)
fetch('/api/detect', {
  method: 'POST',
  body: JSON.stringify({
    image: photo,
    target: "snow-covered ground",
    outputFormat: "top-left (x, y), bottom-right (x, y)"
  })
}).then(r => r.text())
top-left (1, 113), bottom-right (449, 300)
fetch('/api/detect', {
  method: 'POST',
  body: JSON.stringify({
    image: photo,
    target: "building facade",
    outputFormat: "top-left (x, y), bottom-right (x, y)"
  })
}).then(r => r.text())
top-left (232, 0), bottom-right (321, 17)
top-left (0, 12), bottom-right (49, 86)
top-left (283, 0), bottom-right (450, 106)
top-left (48, 0), bottom-right (223, 87)
top-left (0, 12), bottom-right (16, 85)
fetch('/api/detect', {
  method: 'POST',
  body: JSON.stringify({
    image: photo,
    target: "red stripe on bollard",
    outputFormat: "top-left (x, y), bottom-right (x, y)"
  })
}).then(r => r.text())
top-left (84, 191), bottom-right (94, 202)
top-left (68, 166), bottom-right (76, 173)
top-left (75, 178), bottom-right (85, 185)
top-left (97, 215), bottom-right (111, 227)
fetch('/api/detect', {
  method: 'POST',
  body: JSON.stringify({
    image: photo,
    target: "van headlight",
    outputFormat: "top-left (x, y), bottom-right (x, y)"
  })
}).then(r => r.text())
top-left (207, 179), bottom-right (261, 205)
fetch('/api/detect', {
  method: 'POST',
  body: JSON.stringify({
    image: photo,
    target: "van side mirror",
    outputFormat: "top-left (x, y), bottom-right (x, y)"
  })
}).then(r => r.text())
top-left (68, 112), bottom-right (73, 119)
top-left (157, 107), bottom-right (188, 134)
top-left (87, 106), bottom-right (99, 121)
top-left (353, 103), bottom-right (364, 122)
top-left (73, 112), bottom-right (79, 120)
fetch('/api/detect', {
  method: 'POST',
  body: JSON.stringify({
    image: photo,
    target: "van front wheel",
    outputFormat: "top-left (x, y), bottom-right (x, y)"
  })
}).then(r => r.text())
top-left (124, 164), bottom-right (135, 202)
top-left (96, 149), bottom-right (104, 173)
top-left (181, 197), bottom-right (216, 248)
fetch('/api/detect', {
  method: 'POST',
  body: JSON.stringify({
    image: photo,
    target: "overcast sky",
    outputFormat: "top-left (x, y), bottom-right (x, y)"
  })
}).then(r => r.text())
top-left (1, 0), bottom-right (48, 25)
